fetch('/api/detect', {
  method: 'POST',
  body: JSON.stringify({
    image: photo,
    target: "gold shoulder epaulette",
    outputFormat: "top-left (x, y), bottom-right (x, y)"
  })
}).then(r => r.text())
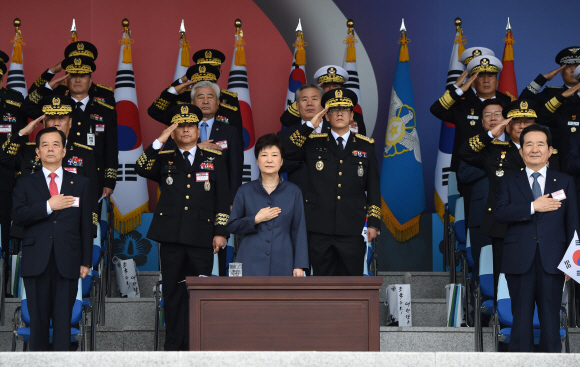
top-left (97, 100), bottom-right (114, 110)
top-left (6, 100), bottom-right (22, 107)
top-left (159, 150), bottom-right (175, 154)
top-left (355, 134), bottom-right (375, 144)
top-left (288, 101), bottom-right (300, 117)
top-left (490, 140), bottom-right (510, 145)
top-left (96, 84), bottom-right (113, 91)
top-left (220, 102), bottom-right (239, 111)
top-left (74, 142), bottom-right (93, 150)
top-left (309, 133), bottom-right (328, 138)
top-left (552, 149), bottom-right (559, 154)
top-left (26, 142), bottom-right (36, 145)
top-left (221, 89), bottom-right (238, 98)
top-left (202, 147), bottom-right (222, 155)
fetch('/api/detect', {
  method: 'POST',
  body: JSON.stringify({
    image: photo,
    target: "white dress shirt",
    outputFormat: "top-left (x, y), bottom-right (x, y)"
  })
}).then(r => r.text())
top-left (487, 130), bottom-right (506, 141)
top-left (303, 119), bottom-right (323, 134)
top-left (199, 118), bottom-right (215, 140)
top-left (152, 139), bottom-right (197, 164)
top-left (330, 129), bottom-right (350, 149)
top-left (44, 166), bottom-right (64, 215)
top-left (454, 85), bottom-right (497, 102)
top-left (527, 165), bottom-right (547, 215)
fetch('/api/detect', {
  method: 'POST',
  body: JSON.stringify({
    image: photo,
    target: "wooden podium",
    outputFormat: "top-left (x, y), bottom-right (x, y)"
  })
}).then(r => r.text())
top-left (186, 276), bottom-right (383, 351)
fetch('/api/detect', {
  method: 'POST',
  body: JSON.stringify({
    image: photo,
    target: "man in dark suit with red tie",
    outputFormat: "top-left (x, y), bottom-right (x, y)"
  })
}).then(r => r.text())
top-left (11, 127), bottom-right (93, 351)
top-left (495, 124), bottom-right (578, 352)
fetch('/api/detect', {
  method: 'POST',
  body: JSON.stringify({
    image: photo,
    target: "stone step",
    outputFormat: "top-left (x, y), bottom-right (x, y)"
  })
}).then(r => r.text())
top-left (109, 271), bottom-right (160, 298)
top-left (377, 272), bottom-right (465, 301)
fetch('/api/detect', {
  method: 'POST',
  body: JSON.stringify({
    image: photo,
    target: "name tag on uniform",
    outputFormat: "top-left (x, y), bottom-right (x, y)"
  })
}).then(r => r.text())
top-left (467, 115), bottom-right (479, 120)
top-left (215, 140), bottom-right (228, 149)
top-left (551, 189), bottom-right (567, 201)
top-left (87, 133), bottom-right (95, 146)
top-left (0, 125), bottom-right (11, 133)
top-left (64, 167), bottom-right (78, 174)
top-left (349, 122), bottom-right (359, 133)
top-left (96, 124), bottom-right (105, 132)
top-left (196, 172), bottom-right (209, 182)
top-left (72, 197), bottom-right (80, 207)
top-left (568, 121), bottom-right (579, 126)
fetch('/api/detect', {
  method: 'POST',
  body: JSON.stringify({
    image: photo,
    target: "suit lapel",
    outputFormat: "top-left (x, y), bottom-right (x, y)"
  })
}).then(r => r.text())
top-left (192, 147), bottom-right (205, 171)
top-left (209, 120), bottom-right (222, 140)
top-left (515, 170), bottom-right (535, 204)
top-left (326, 132), bottom-right (340, 157)
top-left (508, 144), bottom-right (524, 167)
top-left (34, 170), bottom-right (51, 202)
top-left (343, 133), bottom-right (357, 159)
top-left (543, 169), bottom-right (557, 198)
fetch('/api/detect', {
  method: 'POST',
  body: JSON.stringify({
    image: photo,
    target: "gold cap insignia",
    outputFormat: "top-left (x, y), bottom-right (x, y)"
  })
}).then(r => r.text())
top-left (474, 49), bottom-right (481, 57)
top-left (481, 58), bottom-right (489, 67)
top-left (335, 89), bottom-right (343, 99)
top-left (520, 101), bottom-right (528, 110)
top-left (74, 58), bottom-right (82, 66)
top-left (328, 67), bottom-right (336, 76)
top-left (205, 50), bottom-right (212, 59)
top-left (77, 43), bottom-right (84, 51)
top-left (181, 106), bottom-right (189, 114)
top-left (199, 65), bottom-right (206, 74)
top-left (570, 48), bottom-right (580, 54)
top-left (53, 97), bottom-right (60, 106)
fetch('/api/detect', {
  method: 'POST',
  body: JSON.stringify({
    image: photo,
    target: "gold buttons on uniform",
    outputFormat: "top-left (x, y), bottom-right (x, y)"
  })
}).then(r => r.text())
top-left (187, 174), bottom-right (191, 178)
top-left (186, 195), bottom-right (189, 199)
top-left (340, 160), bottom-right (343, 164)
top-left (187, 184), bottom-right (190, 188)
top-left (337, 196), bottom-right (341, 200)
top-left (305, 199), bottom-right (308, 203)
top-left (339, 172), bottom-right (342, 176)
top-left (338, 184), bottom-right (341, 188)
top-left (160, 213), bottom-right (163, 216)
top-left (77, 132), bottom-right (80, 136)
top-left (359, 161), bottom-right (362, 164)
top-left (488, 208), bottom-right (492, 211)
top-left (208, 219), bottom-right (211, 222)
top-left (78, 122), bottom-right (81, 125)
top-left (185, 207), bottom-right (188, 210)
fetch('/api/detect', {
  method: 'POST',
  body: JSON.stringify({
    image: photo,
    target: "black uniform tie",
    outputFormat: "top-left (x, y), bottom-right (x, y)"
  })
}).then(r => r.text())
top-left (75, 101), bottom-right (84, 120)
top-left (337, 136), bottom-right (344, 154)
top-left (183, 151), bottom-right (192, 169)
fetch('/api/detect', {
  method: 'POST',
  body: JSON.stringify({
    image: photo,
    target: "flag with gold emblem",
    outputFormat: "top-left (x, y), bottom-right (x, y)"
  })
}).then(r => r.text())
top-left (380, 20), bottom-right (425, 242)
top-left (111, 19), bottom-right (149, 234)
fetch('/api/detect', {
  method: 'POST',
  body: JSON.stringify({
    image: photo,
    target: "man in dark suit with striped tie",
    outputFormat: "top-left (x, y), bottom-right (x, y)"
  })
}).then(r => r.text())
top-left (11, 127), bottom-right (93, 351)
top-left (495, 124), bottom-right (578, 352)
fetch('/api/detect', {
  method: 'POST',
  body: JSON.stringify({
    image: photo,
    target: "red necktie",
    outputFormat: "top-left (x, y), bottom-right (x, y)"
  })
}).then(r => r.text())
top-left (48, 172), bottom-right (59, 196)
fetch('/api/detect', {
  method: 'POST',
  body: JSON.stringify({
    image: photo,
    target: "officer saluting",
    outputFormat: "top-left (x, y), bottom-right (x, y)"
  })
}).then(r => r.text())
top-left (284, 88), bottom-right (381, 276)
top-left (135, 104), bottom-right (229, 351)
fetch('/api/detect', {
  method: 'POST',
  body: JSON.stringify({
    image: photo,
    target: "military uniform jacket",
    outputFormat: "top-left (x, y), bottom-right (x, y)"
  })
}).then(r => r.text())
top-left (23, 86), bottom-right (119, 192)
top-left (430, 86), bottom-right (511, 172)
top-left (284, 123), bottom-right (381, 236)
top-left (280, 101), bottom-right (367, 135)
top-left (520, 74), bottom-right (580, 173)
top-left (0, 87), bottom-right (27, 192)
top-left (459, 131), bottom-right (561, 238)
top-left (0, 135), bottom-right (100, 235)
top-left (135, 144), bottom-right (230, 247)
top-left (149, 82), bottom-right (244, 145)
top-left (28, 69), bottom-right (116, 109)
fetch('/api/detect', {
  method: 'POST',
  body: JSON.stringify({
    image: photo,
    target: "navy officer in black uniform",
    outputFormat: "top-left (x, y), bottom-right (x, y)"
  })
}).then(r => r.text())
top-left (284, 88), bottom-right (381, 276)
top-left (22, 56), bottom-right (118, 204)
top-left (27, 41), bottom-right (115, 107)
top-left (135, 104), bottom-right (229, 351)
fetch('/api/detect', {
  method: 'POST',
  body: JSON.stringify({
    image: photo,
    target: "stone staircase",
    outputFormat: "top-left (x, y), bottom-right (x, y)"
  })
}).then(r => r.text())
top-left (1, 271), bottom-right (578, 352)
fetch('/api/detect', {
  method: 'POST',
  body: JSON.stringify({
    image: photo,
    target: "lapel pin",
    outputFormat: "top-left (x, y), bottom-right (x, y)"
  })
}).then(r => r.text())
top-left (554, 179), bottom-right (557, 181)
top-left (71, 181), bottom-right (74, 184)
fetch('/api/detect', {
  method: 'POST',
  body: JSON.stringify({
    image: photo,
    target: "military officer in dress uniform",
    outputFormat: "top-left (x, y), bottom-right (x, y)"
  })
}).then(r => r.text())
top-left (0, 52), bottom-right (28, 289)
top-left (22, 56), bottom-right (118, 202)
top-left (458, 100), bottom-right (558, 303)
top-left (0, 95), bottom-right (99, 235)
top-left (135, 104), bottom-right (229, 351)
top-left (283, 88), bottom-right (381, 276)
top-left (281, 65), bottom-right (367, 136)
top-left (27, 41), bottom-right (115, 107)
top-left (519, 47), bottom-right (580, 173)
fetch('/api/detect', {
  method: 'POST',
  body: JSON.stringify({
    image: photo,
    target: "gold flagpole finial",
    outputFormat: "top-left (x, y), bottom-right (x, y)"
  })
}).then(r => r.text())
top-left (234, 18), bottom-right (246, 66)
top-left (120, 18), bottom-right (133, 63)
top-left (179, 20), bottom-right (190, 67)
top-left (506, 17), bottom-right (512, 31)
top-left (344, 19), bottom-right (357, 62)
top-left (11, 18), bottom-right (24, 63)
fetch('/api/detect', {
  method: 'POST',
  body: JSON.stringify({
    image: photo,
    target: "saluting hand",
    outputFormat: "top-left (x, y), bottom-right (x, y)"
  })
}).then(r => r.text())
top-left (49, 61), bottom-right (63, 74)
top-left (174, 80), bottom-right (197, 94)
top-left (254, 207), bottom-right (281, 225)
top-left (310, 107), bottom-right (329, 129)
top-left (533, 194), bottom-right (562, 213)
top-left (490, 118), bottom-right (512, 139)
top-left (456, 71), bottom-right (479, 93)
top-left (157, 123), bottom-right (178, 144)
top-left (562, 82), bottom-right (580, 98)
top-left (48, 74), bottom-right (70, 90)
top-left (543, 65), bottom-right (565, 81)
top-left (19, 115), bottom-right (45, 136)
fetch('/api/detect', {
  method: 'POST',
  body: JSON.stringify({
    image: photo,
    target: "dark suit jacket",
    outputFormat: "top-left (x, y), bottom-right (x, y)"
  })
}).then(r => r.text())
top-left (494, 169), bottom-right (578, 274)
top-left (12, 169), bottom-right (94, 279)
top-left (457, 160), bottom-right (488, 228)
top-left (566, 132), bottom-right (580, 211)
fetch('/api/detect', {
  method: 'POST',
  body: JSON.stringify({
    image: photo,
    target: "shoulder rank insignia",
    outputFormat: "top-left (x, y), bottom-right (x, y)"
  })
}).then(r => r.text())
top-left (96, 84), bottom-right (113, 91)
top-left (74, 142), bottom-right (93, 150)
top-left (288, 101), bottom-right (300, 117)
top-left (220, 102), bottom-right (239, 111)
top-left (220, 89), bottom-right (238, 98)
top-left (552, 149), bottom-right (558, 154)
top-left (159, 150), bottom-right (175, 154)
top-left (309, 133), bottom-right (328, 138)
top-left (202, 147), bottom-right (222, 155)
top-left (355, 133), bottom-right (375, 144)
top-left (490, 140), bottom-right (509, 145)
top-left (26, 142), bottom-right (36, 145)
top-left (97, 100), bottom-right (114, 110)
top-left (6, 100), bottom-right (22, 108)
top-left (546, 85), bottom-right (562, 89)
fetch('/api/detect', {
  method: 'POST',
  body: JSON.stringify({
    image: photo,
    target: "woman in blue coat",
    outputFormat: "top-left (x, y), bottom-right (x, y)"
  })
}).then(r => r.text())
top-left (226, 134), bottom-right (308, 276)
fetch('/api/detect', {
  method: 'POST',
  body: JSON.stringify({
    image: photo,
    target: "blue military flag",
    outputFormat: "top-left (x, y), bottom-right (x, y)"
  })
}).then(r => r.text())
top-left (380, 20), bottom-right (426, 242)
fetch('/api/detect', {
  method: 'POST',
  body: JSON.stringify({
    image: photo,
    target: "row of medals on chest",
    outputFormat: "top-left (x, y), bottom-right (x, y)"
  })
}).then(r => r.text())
top-left (316, 157), bottom-right (365, 177)
top-left (165, 159), bottom-right (212, 191)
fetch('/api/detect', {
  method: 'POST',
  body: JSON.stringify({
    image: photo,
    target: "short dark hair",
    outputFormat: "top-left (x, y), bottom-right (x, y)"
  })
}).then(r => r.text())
top-left (254, 133), bottom-right (284, 159)
top-left (480, 98), bottom-right (505, 111)
top-left (519, 124), bottom-right (552, 147)
top-left (35, 127), bottom-right (66, 147)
